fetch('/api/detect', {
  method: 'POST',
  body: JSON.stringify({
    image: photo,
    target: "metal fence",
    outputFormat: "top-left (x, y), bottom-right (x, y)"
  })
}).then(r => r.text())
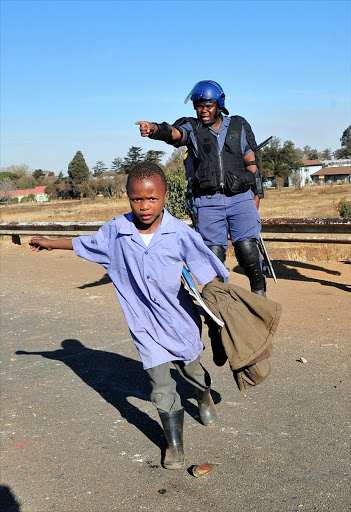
top-left (0, 218), bottom-right (350, 245)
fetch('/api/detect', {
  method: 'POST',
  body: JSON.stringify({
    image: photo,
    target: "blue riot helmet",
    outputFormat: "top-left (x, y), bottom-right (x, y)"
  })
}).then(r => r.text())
top-left (184, 80), bottom-right (229, 115)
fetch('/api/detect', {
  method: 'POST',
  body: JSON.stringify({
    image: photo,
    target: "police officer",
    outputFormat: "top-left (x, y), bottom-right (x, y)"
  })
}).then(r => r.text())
top-left (136, 80), bottom-right (266, 296)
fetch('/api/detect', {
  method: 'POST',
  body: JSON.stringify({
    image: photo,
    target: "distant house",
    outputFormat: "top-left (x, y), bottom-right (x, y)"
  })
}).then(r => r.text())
top-left (322, 158), bottom-right (351, 168)
top-left (310, 166), bottom-right (351, 185)
top-left (0, 186), bottom-right (49, 202)
top-left (288, 160), bottom-right (323, 187)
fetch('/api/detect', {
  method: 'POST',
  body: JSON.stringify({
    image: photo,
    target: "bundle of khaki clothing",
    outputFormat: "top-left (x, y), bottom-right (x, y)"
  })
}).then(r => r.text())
top-left (201, 281), bottom-right (282, 391)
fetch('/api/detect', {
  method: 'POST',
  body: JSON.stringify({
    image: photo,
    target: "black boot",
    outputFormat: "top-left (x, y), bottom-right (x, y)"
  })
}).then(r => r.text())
top-left (158, 409), bottom-right (185, 470)
top-left (195, 387), bottom-right (217, 426)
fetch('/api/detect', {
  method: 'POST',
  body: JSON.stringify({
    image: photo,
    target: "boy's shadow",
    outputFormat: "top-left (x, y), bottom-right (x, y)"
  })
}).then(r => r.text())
top-left (16, 339), bottom-right (221, 450)
top-left (0, 485), bottom-right (21, 512)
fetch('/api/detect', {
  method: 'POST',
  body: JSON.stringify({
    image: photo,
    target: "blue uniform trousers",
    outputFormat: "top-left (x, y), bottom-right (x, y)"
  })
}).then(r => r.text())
top-left (194, 191), bottom-right (261, 249)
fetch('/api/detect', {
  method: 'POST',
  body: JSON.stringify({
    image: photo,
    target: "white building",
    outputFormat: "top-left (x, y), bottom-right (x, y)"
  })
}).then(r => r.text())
top-left (288, 160), bottom-right (323, 187)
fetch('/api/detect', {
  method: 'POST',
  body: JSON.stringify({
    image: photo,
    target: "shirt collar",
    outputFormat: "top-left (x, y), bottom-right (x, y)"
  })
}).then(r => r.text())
top-left (208, 114), bottom-right (230, 135)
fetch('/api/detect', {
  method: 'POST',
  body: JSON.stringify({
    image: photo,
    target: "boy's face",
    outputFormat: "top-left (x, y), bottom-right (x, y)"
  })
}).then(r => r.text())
top-left (128, 174), bottom-right (169, 233)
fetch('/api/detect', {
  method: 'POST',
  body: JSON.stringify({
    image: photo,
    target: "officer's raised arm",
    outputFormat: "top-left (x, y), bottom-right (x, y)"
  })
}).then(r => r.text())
top-left (135, 121), bottom-right (184, 145)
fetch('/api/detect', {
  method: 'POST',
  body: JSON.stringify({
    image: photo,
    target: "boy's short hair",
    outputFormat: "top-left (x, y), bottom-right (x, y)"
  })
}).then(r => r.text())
top-left (127, 162), bottom-right (167, 195)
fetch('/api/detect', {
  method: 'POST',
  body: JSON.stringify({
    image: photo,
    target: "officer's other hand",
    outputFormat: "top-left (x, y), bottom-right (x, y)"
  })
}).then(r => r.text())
top-left (135, 121), bottom-right (156, 137)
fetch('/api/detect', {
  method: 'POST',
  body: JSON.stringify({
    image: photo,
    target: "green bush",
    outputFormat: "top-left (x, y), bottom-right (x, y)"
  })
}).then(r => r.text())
top-left (337, 197), bottom-right (351, 217)
top-left (21, 193), bottom-right (36, 203)
top-left (10, 197), bottom-right (19, 204)
top-left (165, 165), bottom-right (189, 219)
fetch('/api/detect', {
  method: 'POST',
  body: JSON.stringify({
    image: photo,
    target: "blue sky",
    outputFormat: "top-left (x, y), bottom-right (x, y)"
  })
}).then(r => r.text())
top-left (1, 0), bottom-right (350, 174)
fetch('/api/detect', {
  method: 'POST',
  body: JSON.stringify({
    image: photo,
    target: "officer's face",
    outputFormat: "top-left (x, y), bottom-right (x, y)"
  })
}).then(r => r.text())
top-left (195, 101), bottom-right (218, 126)
top-left (128, 174), bottom-right (169, 233)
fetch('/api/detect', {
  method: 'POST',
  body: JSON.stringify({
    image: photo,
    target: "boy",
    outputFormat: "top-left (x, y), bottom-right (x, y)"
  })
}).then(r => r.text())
top-left (29, 162), bottom-right (229, 470)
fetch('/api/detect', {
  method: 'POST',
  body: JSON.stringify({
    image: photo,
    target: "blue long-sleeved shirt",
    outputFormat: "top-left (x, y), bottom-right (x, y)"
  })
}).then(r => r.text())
top-left (72, 209), bottom-right (229, 369)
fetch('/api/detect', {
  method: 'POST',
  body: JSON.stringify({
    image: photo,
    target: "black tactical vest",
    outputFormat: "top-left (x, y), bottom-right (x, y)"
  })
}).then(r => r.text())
top-left (175, 116), bottom-right (257, 195)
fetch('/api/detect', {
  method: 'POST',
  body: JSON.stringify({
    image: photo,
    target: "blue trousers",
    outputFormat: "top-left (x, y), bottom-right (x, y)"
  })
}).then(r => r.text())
top-left (194, 191), bottom-right (261, 250)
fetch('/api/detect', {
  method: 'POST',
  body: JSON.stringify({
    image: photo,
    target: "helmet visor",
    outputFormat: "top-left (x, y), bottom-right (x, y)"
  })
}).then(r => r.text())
top-left (184, 81), bottom-right (224, 104)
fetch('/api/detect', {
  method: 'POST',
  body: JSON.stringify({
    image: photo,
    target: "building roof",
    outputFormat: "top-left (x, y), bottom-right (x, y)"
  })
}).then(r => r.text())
top-left (0, 186), bottom-right (47, 197)
top-left (311, 166), bottom-right (351, 177)
top-left (302, 160), bottom-right (323, 166)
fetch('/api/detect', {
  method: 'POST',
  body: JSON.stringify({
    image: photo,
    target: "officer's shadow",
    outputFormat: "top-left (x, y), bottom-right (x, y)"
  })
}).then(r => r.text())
top-left (16, 339), bottom-right (221, 450)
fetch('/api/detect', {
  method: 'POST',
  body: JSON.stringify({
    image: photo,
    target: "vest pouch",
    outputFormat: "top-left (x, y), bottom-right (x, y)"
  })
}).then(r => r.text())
top-left (226, 169), bottom-right (255, 194)
top-left (224, 130), bottom-right (241, 154)
top-left (195, 161), bottom-right (219, 192)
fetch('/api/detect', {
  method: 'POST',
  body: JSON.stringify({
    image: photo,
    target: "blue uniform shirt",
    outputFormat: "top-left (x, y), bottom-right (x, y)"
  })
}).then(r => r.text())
top-left (72, 209), bottom-right (229, 369)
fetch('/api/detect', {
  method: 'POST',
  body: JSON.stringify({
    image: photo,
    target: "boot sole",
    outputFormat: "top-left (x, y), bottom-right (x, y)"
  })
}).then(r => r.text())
top-left (162, 462), bottom-right (185, 470)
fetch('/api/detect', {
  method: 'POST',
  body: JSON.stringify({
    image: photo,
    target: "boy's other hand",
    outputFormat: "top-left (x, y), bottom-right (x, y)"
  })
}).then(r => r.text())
top-left (135, 121), bottom-right (157, 137)
top-left (29, 236), bottom-right (53, 252)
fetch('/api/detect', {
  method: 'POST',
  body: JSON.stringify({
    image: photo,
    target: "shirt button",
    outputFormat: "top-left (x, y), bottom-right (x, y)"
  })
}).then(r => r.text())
top-left (147, 275), bottom-right (150, 279)
top-left (145, 251), bottom-right (148, 255)
top-left (154, 298), bottom-right (157, 302)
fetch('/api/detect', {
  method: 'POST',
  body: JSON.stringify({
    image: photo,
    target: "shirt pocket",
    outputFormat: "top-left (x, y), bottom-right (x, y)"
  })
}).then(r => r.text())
top-left (161, 260), bottom-right (184, 293)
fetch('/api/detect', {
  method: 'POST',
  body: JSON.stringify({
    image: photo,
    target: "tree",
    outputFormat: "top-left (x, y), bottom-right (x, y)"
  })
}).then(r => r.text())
top-left (92, 161), bottom-right (108, 177)
top-left (290, 172), bottom-right (303, 189)
top-left (320, 148), bottom-right (333, 160)
top-left (145, 150), bottom-right (166, 166)
top-left (165, 165), bottom-right (188, 219)
top-left (110, 157), bottom-right (123, 173)
top-left (121, 146), bottom-right (145, 174)
top-left (32, 169), bottom-right (45, 182)
top-left (1, 164), bottom-right (30, 177)
top-left (334, 125), bottom-right (351, 159)
top-left (68, 151), bottom-right (90, 197)
top-left (164, 147), bottom-right (186, 172)
top-left (0, 171), bottom-right (19, 182)
top-left (294, 147), bottom-right (304, 162)
top-left (260, 137), bottom-right (302, 185)
top-left (0, 178), bottom-right (15, 203)
top-left (303, 146), bottom-right (319, 160)
top-left (16, 175), bottom-right (36, 189)
top-left (163, 147), bottom-right (188, 218)
top-left (0, 164), bottom-right (31, 188)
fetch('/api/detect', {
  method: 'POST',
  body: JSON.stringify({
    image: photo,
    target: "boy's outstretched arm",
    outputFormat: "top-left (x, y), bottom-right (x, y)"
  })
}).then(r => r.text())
top-left (29, 236), bottom-right (73, 252)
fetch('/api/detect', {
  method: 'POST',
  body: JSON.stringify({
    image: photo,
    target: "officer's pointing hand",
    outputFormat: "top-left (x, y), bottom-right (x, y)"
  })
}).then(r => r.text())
top-left (135, 121), bottom-right (157, 137)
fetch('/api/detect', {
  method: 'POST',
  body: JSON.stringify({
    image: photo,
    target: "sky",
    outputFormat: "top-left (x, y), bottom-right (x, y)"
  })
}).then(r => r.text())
top-left (1, 0), bottom-right (350, 175)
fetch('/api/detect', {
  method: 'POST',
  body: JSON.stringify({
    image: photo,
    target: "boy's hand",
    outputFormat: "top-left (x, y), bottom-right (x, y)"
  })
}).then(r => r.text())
top-left (29, 236), bottom-right (53, 252)
top-left (135, 121), bottom-right (157, 137)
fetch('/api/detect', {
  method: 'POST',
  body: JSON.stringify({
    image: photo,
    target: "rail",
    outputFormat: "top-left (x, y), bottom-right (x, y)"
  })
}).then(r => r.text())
top-left (0, 218), bottom-right (350, 245)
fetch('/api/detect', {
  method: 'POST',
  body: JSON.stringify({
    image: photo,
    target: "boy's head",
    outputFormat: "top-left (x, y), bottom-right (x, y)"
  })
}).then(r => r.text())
top-left (126, 162), bottom-right (167, 195)
top-left (127, 162), bottom-right (169, 232)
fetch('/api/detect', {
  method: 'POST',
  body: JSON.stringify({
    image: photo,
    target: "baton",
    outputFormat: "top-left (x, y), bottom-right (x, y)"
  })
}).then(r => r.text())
top-left (258, 235), bottom-right (277, 283)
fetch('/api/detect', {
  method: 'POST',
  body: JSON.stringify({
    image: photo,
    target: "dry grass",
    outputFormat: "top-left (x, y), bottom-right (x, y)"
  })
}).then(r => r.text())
top-left (0, 196), bottom-right (131, 223)
top-left (259, 183), bottom-right (351, 218)
top-left (1, 184), bottom-right (349, 223)
top-left (1, 184), bottom-right (350, 261)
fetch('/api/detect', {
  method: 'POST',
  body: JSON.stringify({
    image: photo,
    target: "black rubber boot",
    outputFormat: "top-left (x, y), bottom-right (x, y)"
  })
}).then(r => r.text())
top-left (195, 387), bottom-right (217, 426)
top-left (158, 409), bottom-right (185, 470)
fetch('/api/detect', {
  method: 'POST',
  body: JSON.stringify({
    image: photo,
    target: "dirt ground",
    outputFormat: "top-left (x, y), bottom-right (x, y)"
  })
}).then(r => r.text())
top-left (1, 240), bottom-right (350, 512)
